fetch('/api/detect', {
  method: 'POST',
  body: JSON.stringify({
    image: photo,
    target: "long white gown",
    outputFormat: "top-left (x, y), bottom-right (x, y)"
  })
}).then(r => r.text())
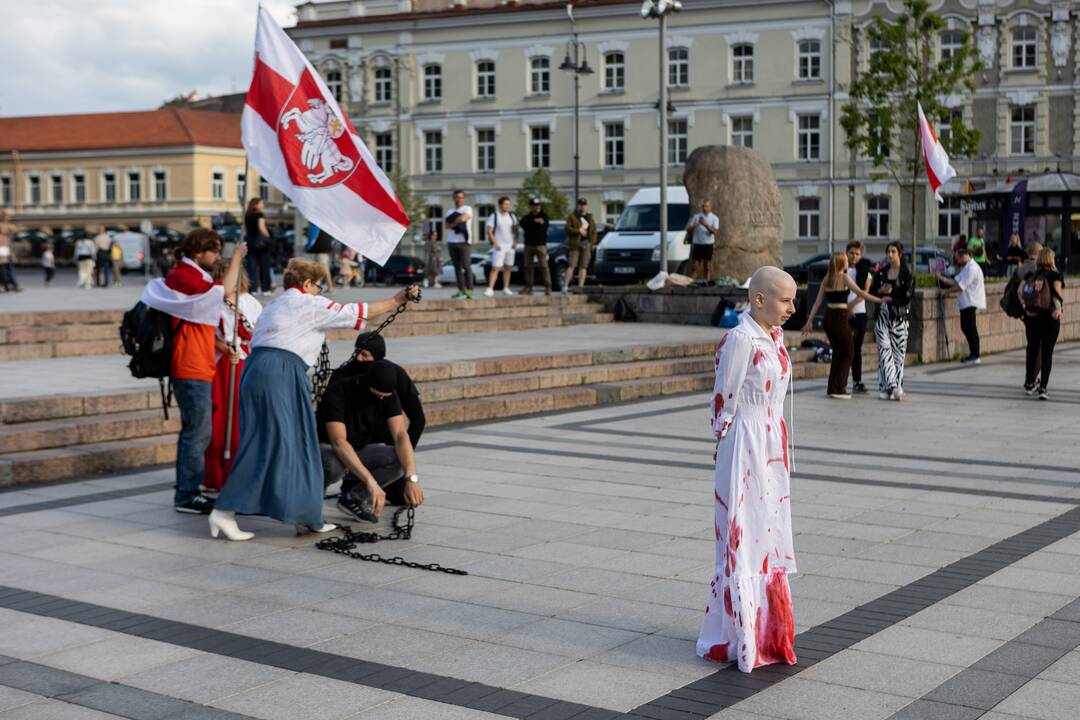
top-left (697, 311), bottom-right (798, 673)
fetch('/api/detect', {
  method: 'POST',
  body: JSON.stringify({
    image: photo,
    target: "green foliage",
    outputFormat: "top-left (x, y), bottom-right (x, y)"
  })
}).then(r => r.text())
top-left (840, 0), bottom-right (984, 186)
top-left (515, 169), bottom-right (569, 220)
top-left (388, 169), bottom-right (424, 233)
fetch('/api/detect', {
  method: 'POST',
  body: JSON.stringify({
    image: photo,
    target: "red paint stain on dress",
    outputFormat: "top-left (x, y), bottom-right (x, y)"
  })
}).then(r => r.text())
top-left (725, 519), bottom-right (742, 575)
top-left (761, 554), bottom-right (769, 574)
top-left (777, 344), bottom-right (790, 376)
top-left (723, 587), bottom-right (734, 616)
top-left (704, 643), bottom-right (730, 662)
top-left (765, 380), bottom-right (772, 392)
top-left (714, 490), bottom-right (728, 510)
top-left (779, 419), bottom-right (789, 471)
top-left (753, 349), bottom-right (765, 367)
top-left (753, 570), bottom-right (797, 667)
top-left (713, 393), bottom-right (724, 418)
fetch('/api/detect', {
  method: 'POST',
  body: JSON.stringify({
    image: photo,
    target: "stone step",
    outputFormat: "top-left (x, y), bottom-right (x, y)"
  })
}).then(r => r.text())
top-left (0, 409), bottom-right (180, 454)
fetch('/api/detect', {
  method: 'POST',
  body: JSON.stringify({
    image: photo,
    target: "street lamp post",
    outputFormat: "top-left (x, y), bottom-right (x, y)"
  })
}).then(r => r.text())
top-left (641, 0), bottom-right (682, 274)
top-left (560, 4), bottom-right (593, 204)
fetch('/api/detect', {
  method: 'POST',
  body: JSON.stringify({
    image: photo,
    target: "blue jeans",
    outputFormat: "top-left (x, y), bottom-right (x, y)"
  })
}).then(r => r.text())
top-left (173, 379), bottom-right (212, 505)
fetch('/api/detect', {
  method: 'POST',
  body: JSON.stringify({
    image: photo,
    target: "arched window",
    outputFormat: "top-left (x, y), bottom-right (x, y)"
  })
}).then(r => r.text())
top-left (324, 69), bottom-right (343, 102)
top-left (373, 67), bottom-right (393, 102)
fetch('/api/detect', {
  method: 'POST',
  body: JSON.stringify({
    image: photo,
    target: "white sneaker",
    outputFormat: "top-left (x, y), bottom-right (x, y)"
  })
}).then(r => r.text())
top-left (891, 388), bottom-right (905, 401)
top-left (827, 393), bottom-right (852, 400)
top-left (483, 288), bottom-right (495, 297)
top-left (502, 288), bottom-right (516, 295)
top-left (422, 279), bottom-right (429, 288)
top-left (879, 391), bottom-right (890, 400)
top-left (434, 282), bottom-right (443, 288)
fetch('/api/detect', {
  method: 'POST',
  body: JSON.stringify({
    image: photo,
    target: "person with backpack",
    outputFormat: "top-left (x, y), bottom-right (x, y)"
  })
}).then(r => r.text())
top-left (207, 259), bottom-right (419, 541)
top-left (935, 246), bottom-right (986, 364)
top-left (139, 230), bottom-right (248, 514)
top-left (483, 196), bottom-right (518, 297)
top-left (1020, 248), bottom-right (1065, 400)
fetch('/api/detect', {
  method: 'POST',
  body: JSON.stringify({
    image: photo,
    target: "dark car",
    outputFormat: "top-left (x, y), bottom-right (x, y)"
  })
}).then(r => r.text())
top-left (12, 230), bottom-right (51, 264)
top-left (783, 253), bottom-right (831, 284)
top-left (373, 254), bottom-right (424, 284)
top-left (485, 220), bottom-right (575, 288)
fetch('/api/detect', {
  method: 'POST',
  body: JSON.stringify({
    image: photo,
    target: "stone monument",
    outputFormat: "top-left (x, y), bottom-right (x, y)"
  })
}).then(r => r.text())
top-left (683, 145), bottom-right (783, 282)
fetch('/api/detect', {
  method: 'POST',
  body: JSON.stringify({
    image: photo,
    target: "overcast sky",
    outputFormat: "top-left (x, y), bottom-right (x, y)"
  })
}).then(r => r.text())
top-left (0, 0), bottom-right (297, 117)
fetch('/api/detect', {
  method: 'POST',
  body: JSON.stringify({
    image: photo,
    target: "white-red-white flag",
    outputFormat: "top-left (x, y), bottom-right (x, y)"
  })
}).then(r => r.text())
top-left (917, 102), bottom-right (957, 203)
top-left (242, 8), bottom-right (408, 265)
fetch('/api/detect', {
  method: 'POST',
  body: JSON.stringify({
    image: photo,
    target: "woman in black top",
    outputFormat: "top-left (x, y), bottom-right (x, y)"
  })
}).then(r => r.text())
top-left (802, 252), bottom-right (887, 399)
top-left (1021, 248), bottom-right (1065, 400)
top-left (244, 198), bottom-right (273, 295)
top-left (870, 242), bottom-right (916, 401)
top-left (1000, 233), bottom-right (1025, 278)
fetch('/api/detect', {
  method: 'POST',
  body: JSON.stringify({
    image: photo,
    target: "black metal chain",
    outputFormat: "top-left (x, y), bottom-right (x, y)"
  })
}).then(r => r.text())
top-left (314, 507), bottom-right (468, 575)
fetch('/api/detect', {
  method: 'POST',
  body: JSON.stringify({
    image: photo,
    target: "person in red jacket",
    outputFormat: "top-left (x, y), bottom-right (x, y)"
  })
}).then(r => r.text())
top-left (141, 229), bottom-right (247, 513)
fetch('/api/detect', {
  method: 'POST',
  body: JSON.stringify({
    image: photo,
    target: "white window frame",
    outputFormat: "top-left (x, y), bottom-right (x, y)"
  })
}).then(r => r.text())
top-left (1010, 105), bottom-right (1035, 155)
top-left (235, 171), bottom-right (247, 203)
top-left (423, 64), bottom-right (442, 101)
top-left (211, 169), bottom-right (225, 201)
top-left (324, 69), bottom-right (343, 102)
top-left (153, 170), bottom-right (167, 202)
top-left (797, 114), bottom-right (821, 161)
top-left (71, 172), bottom-right (86, 204)
top-left (27, 174), bottom-right (42, 205)
top-left (529, 125), bottom-right (551, 169)
top-left (1011, 26), bottom-right (1037, 69)
top-left (50, 173), bottom-right (64, 205)
top-left (797, 197), bottom-right (820, 239)
top-left (603, 52), bottom-right (625, 92)
top-left (797, 39), bottom-right (821, 80)
top-left (938, 107), bottom-right (963, 148)
top-left (373, 66), bottom-right (393, 103)
top-left (424, 130), bottom-right (443, 174)
top-left (475, 127), bottom-right (496, 173)
top-left (938, 196), bottom-right (962, 238)
top-left (731, 115), bottom-right (754, 148)
top-left (530, 57), bottom-right (551, 95)
top-left (101, 171), bottom-right (117, 204)
top-left (603, 122), bottom-right (625, 168)
top-left (258, 176), bottom-right (270, 202)
top-left (604, 201), bottom-right (625, 226)
top-left (126, 170), bottom-right (141, 203)
top-left (732, 44), bottom-right (754, 84)
top-left (867, 195), bottom-right (891, 239)
top-left (668, 118), bottom-right (688, 165)
top-left (940, 30), bottom-right (964, 61)
top-left (425, 205), bottom-right (444, 238)
top-left (668, 47), bottom-right (689, 87)
top-left (0, 175), bottom-right (11, 206)
top-left (475, 60), bottom-right (496, 99)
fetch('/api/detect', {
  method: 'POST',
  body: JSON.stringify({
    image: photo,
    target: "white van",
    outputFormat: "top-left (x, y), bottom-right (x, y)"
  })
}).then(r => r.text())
top-left (593, 187), bottom-right (692, 284)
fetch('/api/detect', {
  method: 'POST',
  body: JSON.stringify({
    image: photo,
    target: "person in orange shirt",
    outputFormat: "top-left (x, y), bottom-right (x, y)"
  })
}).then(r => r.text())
top-left (142, 229), bottom-right (247, 514)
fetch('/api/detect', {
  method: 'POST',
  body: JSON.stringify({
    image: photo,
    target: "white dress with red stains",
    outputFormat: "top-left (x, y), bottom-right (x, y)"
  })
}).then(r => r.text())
top-left (697, 311), bottom-right (797, 673)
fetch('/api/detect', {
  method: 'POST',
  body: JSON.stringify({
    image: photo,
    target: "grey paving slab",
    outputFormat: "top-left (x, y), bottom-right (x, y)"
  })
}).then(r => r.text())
top-left (851, 626), bottom-right (1002, 667)
top-left (1036, 650), bottom-right (1080, 685)
top-left (0, 686), bottom-right (37, 714)
top-left (733, 677), bottom-right (911, 720)
top-left (513, 660), bottom-right (685, 712)
top-left (120, 653), bottom-right (294, 705)
top-left (351, 696), bottom-right (509, 720)
top-left (991, 679), bottom-right (1080, 720)
top-left (0, 699), bottom-right (124, 719)
top-left (799, 650), bottom-right (963, 699)
top-left (408, 640), bottom-right (573, 687)
top-left (923, 669), bottom-right (1031, 710)
top-left (888, 699), bottom-right (984, 720)
top-left (58, 682), bottom-right (193, 720)
top-left (0, 617), bottom-right (113, 659)
top-left (36, 636), bottom-right (201, 682)
top-left (213, 674), bottom-right (397, 720)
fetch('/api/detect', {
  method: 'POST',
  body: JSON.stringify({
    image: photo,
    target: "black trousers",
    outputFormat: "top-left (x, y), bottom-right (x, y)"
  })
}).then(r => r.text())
top-left (1024, 313), bottom-right (1060, 389)
top-left (823, 307), bottom-right (853, 395)
top-left (959, 307), bottom-right (980, 359)
top-left (447, 243), bottom-right (473, 292)
top-left (849, 313), bottom-right (868, 383)
top-left (246, 249), bottom-right (273, 293)
top-left (321, 443), bottom-right (408, 505)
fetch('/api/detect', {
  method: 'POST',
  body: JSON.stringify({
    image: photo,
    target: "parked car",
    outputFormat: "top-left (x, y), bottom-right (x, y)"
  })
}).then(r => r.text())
top-left (903, 247), bottom-right (950, 274)
top-left (783, 253), bottom-right (832, 284)
top-left (373, 254), bottom-right (424, 284)
top-left (111, 231), bottom-right (151, 271)
top-left (439, 255), bottom-right (487, 286)
top-left (487, 220), bottom-right (574, 288)
top-left (12, 230), bottom-right (51, 264)
top-left (593, 187), bottom-right (692, 284)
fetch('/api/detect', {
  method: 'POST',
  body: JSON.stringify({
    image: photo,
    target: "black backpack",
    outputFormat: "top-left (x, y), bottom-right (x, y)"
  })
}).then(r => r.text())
top-left (119, 302), bottom-right (180, 418)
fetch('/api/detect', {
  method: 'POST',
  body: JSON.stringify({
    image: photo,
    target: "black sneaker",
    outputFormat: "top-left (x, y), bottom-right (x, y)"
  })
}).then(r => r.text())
top-left (1038, 387), bottom-right (1048, 401)
top-left (175, 494), bottom-right (215, 514)
top-left (852, 382), bottom-right (868, 394)
top-left (337, 488), bottom-right (378, 523)
top-left (1024, 383), bottom-right (1036, 396)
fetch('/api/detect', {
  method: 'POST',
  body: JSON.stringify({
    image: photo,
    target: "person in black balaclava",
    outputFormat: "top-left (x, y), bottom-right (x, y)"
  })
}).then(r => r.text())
top-left (327, 331), bottom-right (426, 449)
top-left (317, 359), bottom-right (425, 522)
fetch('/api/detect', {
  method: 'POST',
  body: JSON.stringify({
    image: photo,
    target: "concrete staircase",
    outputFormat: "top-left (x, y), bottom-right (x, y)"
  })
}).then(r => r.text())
top-left (0, 341), bottom-right (832, 487)
top-left (0, 295), bottom-right (614, 361)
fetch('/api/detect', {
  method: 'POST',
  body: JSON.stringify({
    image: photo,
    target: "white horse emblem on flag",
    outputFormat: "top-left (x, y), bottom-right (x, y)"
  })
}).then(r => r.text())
top-left (280, 99), bottom-right (355, 185)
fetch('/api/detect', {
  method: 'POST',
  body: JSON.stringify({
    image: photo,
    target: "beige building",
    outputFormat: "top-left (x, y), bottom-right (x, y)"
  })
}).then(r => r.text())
top-left (0, 108), bottom-right (289, 235)
top-left (288, 0), bottom-right (1080, 264)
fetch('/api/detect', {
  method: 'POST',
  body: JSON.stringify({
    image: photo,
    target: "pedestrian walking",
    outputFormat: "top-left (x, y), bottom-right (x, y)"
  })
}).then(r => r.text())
top-left (698, 266), bottom-right (798, 673)
top-left (110, 239), bottom-right (123, 286)
top-left (74, 235), bottom-right (95, 289)
top-left (801, 253), bottom-right (887, 399)
top-left (870, 242), bottom-right (915, 401)
top-left (140, 230), bottom-right (248, 514)
top-left (845, 241), bottom-right (874, 394)
top-left (936, 246), bottom-right (986, 364)
top-left (94, 227), bottom-right (112, 288)
top-left (41, 244), bottom-right (55, 287)
top-left (564, 197), bottom-right (597, 292)
top-left (1020, 248), bottom-right (1065, 400)
top-left (0, 209), bottom-right (21, 292)
top-left (519, 198), bottom-right (552, 295)
top-left (244, 198), bottom-right (274, 296)
top-left (208, 259), bottom-right (418, 541)
top-left (686, 200), bottom-right (719, 282)
top-left (445, 190), bottom-right (474, 299)
top-left (202, 260), bottom-right (263, 492)
top-left (422, 227), bottom-right (441, 289)
top-left (483, 196), bottom-right (517, 297)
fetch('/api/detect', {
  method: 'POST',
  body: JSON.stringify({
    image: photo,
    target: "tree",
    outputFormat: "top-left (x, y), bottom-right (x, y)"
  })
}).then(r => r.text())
top-left (515, 169), bottom-right (569, 220)
top-left (840, 0), bottom-right (983, 247)
top-left (388, 168), bottom-right (425, 239)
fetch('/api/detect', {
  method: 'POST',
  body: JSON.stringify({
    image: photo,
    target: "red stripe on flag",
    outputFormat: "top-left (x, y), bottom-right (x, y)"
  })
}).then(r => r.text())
top-left (342, 156), bottom-right (410, 227)
top-left (924, 156), bottom-right (941, 194)
top-left (246, 55), bottom-right (293, 130)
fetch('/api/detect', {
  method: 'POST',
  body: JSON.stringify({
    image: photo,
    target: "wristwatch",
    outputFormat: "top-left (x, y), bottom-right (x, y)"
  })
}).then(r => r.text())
top-left (406, 474), bottom-right (419, 484)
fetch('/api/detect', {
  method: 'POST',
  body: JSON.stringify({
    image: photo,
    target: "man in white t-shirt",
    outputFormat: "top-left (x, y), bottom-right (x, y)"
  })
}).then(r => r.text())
top-left (685, 200), bottom-right (719, 281)
top-left (936, 246), bottom-right (986, 364)
top-left (444, 190), bottom-right (474, 299)
top-left (483, 196), bottom-right (518, 297)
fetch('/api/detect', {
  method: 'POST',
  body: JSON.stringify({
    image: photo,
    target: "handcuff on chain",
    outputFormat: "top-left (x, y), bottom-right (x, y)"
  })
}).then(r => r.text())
top-left (315, 507), bottom-right (468, 575)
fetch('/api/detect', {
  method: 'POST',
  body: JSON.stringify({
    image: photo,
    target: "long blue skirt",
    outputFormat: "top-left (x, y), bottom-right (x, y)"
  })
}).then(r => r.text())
top-left (214, 347), bottom-right (324, 526)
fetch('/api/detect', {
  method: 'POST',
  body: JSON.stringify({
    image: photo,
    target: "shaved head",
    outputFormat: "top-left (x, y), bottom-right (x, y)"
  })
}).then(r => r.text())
top-left (748, 266), bottom-right (795, 299)
top-left (748, 266), bottom-right (797, 330)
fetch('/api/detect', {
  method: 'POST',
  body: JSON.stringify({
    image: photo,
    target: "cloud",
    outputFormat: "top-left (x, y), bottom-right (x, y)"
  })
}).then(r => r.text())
top-left (0, 0), bottom-right (297, 117)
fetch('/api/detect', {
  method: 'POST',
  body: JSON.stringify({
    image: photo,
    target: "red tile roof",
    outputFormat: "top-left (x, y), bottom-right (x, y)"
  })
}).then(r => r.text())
top-left (293, 0), bottom-right (637, 28)
top-left (0, 108), bottom-right (241, 154)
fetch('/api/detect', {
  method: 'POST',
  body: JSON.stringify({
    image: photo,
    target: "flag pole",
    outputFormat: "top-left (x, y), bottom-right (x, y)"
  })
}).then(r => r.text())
top-left (224, 158), bottom-right (249, 462)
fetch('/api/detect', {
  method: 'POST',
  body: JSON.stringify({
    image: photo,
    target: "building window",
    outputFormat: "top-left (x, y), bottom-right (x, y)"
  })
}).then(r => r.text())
top-left (73, 173), bottom-right (86, 204)
top-left (604, 201), bottom-right (625, 226)
top-left (938, 108), bottom-right (963, 147)
top-left (425, 205), bottom-right (444, 238)
top-left (258, 177), bottom-right (269, 201)
top-left (374, 132), bottom-right (394, 173)
top-left (938, 196), bottom-right (962, 237)
top-left (604, 122), bottom-right (625, 168)
top-left (211, 171), bottom-right (224, 200)
top-left (0, 177), bottom-right (10, 205)
top-left (798, 40), bottom-right (821, 80)
top-left (940, 30), bottom-right (964, 61)
top-left (324, 70), bottom-right (343, 102)
top-left (329, 38), bottom-right (347, 49)
top-left (423, 64), bottom-right (442, 101)
top-left (28, 176), bottom-right (41, 205)
top-left (868, 36), bottom-right (886, 71)
top-left (668, 119), bottom-right (688, 165)
top-left (530, 57), bottom-right (551, 95)
top-left (530, 126), bottom-right (551, 169)
top-left (732, 44), bottom-right (754, 84)
top-left (153, 171), bottom-right (166, 201)
top-left (424, 130), bottom-right (443, 173)
top-left (476, 60), bottom-right (496, 98)
top-left (475, 203), bottom-right (495, 239)
top-left (797, 197), bottom-right (820, 239)
top-left (668, 47), bottom-right (689, 87)
top-left (374, 66), bottom-right (393, 102)
top-left (103, 173), bottom-right (116, 203)
top-left (797, 114), bottom-right (821, 161)
top-left (236, 172), bottom-right (247, 202)
top-left (127, 171), bottom-right (141, 202)
top-left (604, 52), bottom-right (625, 91)
top-left (867, 195), bottom-right (890, 238)
top-left (1010, 105), bottom-right (1035, 155)
top-left (51, 174), bottom-right (64, 205)
top-left (476, 128), bottom-right (496, 173)
top-left (869, 126), bottom-right (890, 159)
top-left (731, 116), bottom-right (754, 148)
top-left (1012, 27), bottom-right (1037, 69)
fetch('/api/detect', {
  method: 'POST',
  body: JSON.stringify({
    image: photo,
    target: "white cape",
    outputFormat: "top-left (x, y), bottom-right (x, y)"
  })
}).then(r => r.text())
top-left (140, 279), bottom-right (224, 326)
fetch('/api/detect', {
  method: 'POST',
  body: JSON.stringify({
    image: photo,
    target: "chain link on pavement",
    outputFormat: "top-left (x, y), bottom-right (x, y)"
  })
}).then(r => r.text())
top-left (315, 507), bottom-right (468, 575)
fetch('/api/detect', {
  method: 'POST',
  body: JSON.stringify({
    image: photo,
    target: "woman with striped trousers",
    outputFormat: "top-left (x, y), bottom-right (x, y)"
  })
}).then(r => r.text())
top-left (871, 242), bottom-right (915, 401)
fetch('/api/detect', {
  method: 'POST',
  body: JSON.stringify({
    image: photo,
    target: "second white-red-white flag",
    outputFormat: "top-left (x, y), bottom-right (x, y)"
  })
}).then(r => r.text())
top-left (917, 102), bottom-right (957, 203)
top-left (242, 8), bottom-right (408, 265)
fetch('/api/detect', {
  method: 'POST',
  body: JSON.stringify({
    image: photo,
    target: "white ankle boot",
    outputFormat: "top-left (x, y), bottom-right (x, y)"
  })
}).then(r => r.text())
top-left (295, 523), bottom-right (338, 535)
top-left (209, 509), bottom-right (254, 541)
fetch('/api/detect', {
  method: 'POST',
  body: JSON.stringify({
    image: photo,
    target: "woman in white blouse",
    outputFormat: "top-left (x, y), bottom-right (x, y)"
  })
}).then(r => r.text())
top-left (209, 258), bottom-right (417, 540)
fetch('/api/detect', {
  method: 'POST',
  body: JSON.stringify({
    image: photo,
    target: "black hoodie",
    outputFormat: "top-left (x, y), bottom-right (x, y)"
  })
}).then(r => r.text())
top-left (325, 358), bottom-right (425, 448)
